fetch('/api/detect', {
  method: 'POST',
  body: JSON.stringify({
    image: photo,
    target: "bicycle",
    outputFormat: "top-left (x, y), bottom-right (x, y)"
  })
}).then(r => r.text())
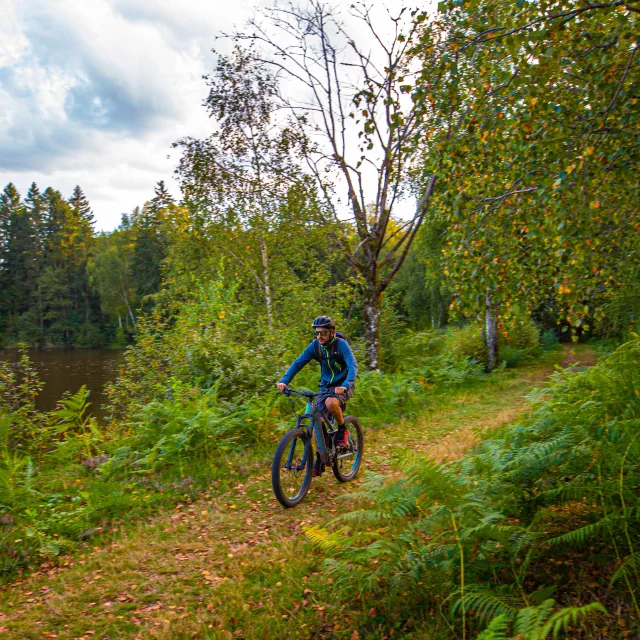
top-left (271, 388), bottom-right (364, 508)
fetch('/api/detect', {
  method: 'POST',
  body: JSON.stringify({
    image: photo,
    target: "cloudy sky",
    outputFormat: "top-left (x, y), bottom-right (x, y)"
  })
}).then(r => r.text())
top-left (1, 0), bottom-right (259, 230)
top-left (1, 0), bottom-right (424, 231)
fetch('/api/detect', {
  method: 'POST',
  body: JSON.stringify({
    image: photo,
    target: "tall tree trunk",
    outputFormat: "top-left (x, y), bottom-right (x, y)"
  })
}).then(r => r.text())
top-left (37, 284), bottom-right (44, 338)
top-left (362, 287), bottom-right (382, 371)
top-left (260, 237), bottom-right (273, 330)
top-left (485, 292), bottom-right (498, 372)
top-left (119, 273), bottom-right (136, 334)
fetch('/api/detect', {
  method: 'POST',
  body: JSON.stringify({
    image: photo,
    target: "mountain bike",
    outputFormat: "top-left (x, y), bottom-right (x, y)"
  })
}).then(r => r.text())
top-left (271, 388), bottom-right (364, 508)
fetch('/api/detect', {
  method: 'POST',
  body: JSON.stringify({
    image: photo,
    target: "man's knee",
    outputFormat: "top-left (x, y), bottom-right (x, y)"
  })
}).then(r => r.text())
top-left (325, 397), bottom-right (340, 411)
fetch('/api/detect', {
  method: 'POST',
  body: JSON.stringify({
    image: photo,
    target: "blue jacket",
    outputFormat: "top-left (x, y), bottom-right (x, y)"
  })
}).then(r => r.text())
top-left (280, 336), bottom-right (358, 391)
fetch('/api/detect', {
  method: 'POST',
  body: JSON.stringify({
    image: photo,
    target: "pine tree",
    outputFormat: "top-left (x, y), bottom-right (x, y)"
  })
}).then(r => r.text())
top-left (24, 184), bottom-right (47, 340)
top-left (132, 183), bottom-right (171, 303)
top-left (68, 185), bottom-right (94, 226)
top-left (150, 180), bottom-right (175, 213)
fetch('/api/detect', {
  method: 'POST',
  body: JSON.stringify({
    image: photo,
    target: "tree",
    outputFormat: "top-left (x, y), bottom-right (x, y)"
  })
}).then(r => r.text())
top-left (68, 185), bottom-right (94, 224)
top-left (131, 187), bottom-right (170, 305)
top-left (234, 2), bottom-right (436, 368)
top-left (0, 184), bottom-right (41, 340)
top-left (38, 188), bottom-right (98, 345)
top-left (150, 180), bottom-right (175, 213)
top-left (25, 183), bottom-right (47, 337)
top-left (176, 46), bottom-right (321, 329)
top-left (89, 220), bottom-right (138, 336)
top-left (414, 0), bottom-right (639, 366)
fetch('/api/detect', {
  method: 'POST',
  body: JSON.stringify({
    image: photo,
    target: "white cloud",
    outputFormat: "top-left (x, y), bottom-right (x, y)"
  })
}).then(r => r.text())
top-left (0, 0), bottom-right (257, 230)
top-left (0, 0), bottom-right (424, 231)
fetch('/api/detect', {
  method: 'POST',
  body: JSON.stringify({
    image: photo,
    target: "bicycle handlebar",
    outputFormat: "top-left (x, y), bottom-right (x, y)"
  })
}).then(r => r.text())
top-left (280, 388), bottom-right (321, 398)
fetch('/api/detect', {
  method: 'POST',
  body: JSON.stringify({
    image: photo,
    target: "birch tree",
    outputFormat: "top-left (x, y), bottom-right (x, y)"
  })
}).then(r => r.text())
top-left (417, 0), bottom-right (639, 366)
top-left (235, 2), bottom-right (436, 369)
top-left (175, 47), bottom-right (313, 330)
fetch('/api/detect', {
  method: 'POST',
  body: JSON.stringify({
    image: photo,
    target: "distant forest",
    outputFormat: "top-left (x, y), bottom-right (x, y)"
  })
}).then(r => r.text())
top-left (0, 181), bottom-right (174, 347)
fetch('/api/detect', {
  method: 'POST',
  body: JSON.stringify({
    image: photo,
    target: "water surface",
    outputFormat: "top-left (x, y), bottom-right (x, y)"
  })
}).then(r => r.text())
top-left (0, 349), bottom-right (125, 421)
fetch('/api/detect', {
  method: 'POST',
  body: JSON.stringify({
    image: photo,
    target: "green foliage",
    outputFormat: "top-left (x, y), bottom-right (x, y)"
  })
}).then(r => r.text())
top-left (475, 600), bottom-right (606, 640)
top-left (0, 347), bottom-right (45, 446)
top-left (447, 324), bottom-right (488, 365)
top-left (447, 315), bottom-right (541, 369)
top-left (414, 0), bottom-right (639, 342)
top-left (310, 337), bottom-right (640, 637)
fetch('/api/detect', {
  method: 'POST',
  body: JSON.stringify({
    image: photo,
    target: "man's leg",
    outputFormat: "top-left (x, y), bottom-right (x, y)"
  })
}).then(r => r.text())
top-left (325, 397), bottom-right (344, 426)
top-left (326, 396), bottom-right (349, 447)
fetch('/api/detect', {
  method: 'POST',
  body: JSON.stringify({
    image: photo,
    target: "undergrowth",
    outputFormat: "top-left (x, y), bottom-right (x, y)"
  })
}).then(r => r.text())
top-left (307, 336), bottom-right (640, 639)
top-left (0, 328), bottom-right (504, 579)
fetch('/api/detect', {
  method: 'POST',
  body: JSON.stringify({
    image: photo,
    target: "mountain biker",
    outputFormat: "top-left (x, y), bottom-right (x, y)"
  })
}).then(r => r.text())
top-left (276, 316), bottom-right (358, 476)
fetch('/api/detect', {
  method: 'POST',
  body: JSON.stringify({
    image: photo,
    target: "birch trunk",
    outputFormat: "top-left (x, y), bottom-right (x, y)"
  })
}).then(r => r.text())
top-left (260, 237), bottom-right (273, 330)
top-left (363, 287), bottom-right (382, 371)
top-left (485, 292), bottom-right (499, 372)
top-left (119, 272), bottom-right (136, 334)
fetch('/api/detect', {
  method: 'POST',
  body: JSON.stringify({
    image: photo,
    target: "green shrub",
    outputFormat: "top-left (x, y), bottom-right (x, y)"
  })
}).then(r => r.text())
top-left (447, 323), bottom-right (488, 364)
top-left (385, 329), bottom-right (446, 371)
top-left (310, 337), bottom-right (640, 638)
top-left (540, 329), bottom-right (559, 350)
top-left (501, 315), bottom-right (539, 351)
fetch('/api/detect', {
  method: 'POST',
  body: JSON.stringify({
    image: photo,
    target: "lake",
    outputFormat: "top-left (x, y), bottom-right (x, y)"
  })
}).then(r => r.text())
top-left (0, 349), bottom-right (126, 421)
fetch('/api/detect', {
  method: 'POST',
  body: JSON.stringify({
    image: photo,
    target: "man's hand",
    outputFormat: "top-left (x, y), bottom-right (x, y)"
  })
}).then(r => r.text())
top-left (334, 386), bottom-right (347, 395)
top-left (276, 383), bottom-right (288, 392)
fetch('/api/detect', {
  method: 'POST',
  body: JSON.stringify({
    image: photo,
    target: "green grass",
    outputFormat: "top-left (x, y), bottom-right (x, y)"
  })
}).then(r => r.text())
top-left (0, 350), bottom-right (574, 639)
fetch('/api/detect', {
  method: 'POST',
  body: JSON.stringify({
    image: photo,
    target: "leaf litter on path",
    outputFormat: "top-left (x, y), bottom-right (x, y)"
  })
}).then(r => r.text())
top-left (0, 355), bottom-right (586, 639)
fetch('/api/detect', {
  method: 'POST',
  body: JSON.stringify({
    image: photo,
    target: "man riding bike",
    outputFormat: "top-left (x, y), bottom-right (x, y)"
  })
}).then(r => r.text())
top-left (276, 316), bottom-right (358, 476)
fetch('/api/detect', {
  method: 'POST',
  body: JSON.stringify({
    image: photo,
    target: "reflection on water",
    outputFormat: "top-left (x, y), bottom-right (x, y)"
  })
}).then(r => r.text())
top-left (0, 349), bottom-right (126, 421)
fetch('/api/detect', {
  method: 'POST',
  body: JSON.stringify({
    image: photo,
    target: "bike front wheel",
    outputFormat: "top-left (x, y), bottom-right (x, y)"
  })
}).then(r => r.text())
top-left (332, 416), bottom-right (364, 483)
top-left (272, 428), bottom-right (313, 508)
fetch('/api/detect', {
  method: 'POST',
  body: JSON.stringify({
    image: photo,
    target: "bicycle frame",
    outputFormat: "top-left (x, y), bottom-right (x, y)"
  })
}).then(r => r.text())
top-left (284, 390), bottom-right (336, 468)
top-left (273, 387), bottom-right (362, 507)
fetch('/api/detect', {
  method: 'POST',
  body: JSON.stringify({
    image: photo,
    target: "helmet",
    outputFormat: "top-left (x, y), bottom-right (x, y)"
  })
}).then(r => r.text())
top-left (311, 315), bottom-right (335, 330)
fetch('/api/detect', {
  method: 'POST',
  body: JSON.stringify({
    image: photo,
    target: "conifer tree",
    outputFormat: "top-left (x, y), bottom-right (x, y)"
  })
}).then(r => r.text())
top-left (132, 182), bottom-right (171, 303)
top-left (24, 183), bottom-right (47, 338)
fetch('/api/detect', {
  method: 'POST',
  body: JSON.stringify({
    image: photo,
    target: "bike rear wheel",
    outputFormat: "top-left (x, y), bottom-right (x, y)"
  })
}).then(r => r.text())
top-left (272, 428), bottom-right (313, 508)
top-left (332, 416), bottom-right (364, 483)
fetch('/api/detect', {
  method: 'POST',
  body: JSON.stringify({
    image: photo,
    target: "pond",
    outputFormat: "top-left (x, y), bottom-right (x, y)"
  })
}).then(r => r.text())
top-left (0, 349), bottom-right (126, 421)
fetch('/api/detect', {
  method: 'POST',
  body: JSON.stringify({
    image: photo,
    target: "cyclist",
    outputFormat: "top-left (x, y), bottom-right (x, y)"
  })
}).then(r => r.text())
top-left (276, 316), bottom-right (358, 476)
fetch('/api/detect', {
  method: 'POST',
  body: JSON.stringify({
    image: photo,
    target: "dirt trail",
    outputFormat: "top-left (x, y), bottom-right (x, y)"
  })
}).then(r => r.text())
top-left (0, 346), bottom-right (596, 639)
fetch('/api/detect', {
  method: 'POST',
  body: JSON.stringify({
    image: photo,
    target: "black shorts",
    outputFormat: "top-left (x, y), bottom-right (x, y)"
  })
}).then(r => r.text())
top-left (316, 386), bottom-right (354, 417)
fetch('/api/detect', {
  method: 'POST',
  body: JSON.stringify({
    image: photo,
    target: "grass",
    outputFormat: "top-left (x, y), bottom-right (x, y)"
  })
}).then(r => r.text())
top-left (0, 347), bottom-right (584, 639)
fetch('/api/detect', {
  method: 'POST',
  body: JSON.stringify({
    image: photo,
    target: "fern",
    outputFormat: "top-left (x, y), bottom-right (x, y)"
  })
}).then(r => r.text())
top-left (536, 601), bottom-right (606, 639)
top-left (475, 614), bottom-right (510, 640)
top-left (453, 587), bottom-right (520, 624)
top-left (611, 551), bottom-right (640, 585)
top-left (475, 599), bottom-right (606, 640)
top-left (303, 524), bottom-right (348, 551)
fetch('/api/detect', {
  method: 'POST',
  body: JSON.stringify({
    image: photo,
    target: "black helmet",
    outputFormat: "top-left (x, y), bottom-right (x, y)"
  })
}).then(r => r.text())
top-left (311, 315), bottom-right (335, 330)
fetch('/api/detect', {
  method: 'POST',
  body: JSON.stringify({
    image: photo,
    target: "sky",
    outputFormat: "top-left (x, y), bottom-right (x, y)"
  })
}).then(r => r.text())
top-left (0, 0), bottom-right (258, 231)
top-left (1, 0), bottom-right (424, 232)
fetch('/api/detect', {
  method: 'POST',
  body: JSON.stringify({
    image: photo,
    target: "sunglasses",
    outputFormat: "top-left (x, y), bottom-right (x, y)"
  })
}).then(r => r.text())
top-left (314, 329), bottom-right (330, 336)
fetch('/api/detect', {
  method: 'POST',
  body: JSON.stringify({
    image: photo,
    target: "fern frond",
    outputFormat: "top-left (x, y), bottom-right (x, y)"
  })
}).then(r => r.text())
top-left (475, 614), bottom-right (510, 640)
top-left (454, 587), bottom-right (520, 624)
top-left (611, 551), bottom-right (640, 585)
top-left (303, 525), bottom-right (347, 551)
top-left (328, 509), bottom-right (392, 527)
top-left (548, 512), bottom-right (620, 548)
top-left (538, 601), bottom-right (606, 639)
top-left (513, 598), bottom-right (556, 636)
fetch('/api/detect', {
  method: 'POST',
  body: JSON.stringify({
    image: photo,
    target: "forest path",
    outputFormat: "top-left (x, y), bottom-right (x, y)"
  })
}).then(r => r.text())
top-left (0, 345), bottom-right (596, 640)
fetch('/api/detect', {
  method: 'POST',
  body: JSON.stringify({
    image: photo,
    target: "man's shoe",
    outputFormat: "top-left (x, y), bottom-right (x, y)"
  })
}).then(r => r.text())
top-left (334, 428), bottom-right (349, 448)
top-left (313, 459), bottom-right (325, 477)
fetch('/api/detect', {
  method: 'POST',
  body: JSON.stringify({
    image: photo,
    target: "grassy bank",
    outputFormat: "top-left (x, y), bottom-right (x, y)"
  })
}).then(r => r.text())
top-left (0, 346), bottom-right (580, 638)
